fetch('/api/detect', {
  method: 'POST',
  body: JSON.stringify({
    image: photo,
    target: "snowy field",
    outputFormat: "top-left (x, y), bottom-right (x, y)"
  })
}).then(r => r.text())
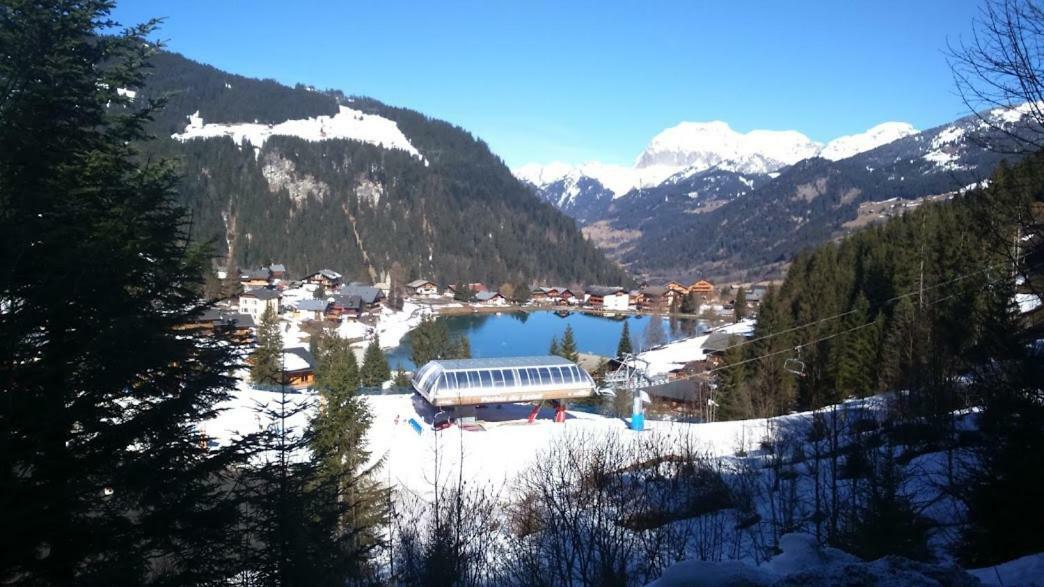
top-left (202, 385), bottom-right (1043, 584)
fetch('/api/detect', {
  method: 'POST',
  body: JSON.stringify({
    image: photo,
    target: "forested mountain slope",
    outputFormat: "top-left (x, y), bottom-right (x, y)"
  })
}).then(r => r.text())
top-left (133, 51), bottom-right (629, 286)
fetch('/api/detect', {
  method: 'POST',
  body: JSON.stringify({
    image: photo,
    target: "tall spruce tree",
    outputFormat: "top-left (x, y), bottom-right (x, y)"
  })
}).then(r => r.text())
top-left (616, 322), bottom-right (633, 357)
top-left (548, 336), bottom-right (560, 357)
top-left (716, 337), bottom-right (753, 421)
top-left (360, 336), bottom-right (390, 387)
top-left (734, 286), bottom-right (748, 322)
top-left (308, 336), bottom-right (387, 580)
top-left (559, 324), bottom-right (579, 363)
top-left (252, 305), bottom-right (284, 385)
top-left (0, 2), bottom-right (244, 582)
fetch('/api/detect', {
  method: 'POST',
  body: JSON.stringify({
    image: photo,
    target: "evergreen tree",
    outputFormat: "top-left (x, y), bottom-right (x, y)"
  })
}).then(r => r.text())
top-left (549, 336), bottom-right (560, 357)
top-left (308, 338), bottom-right (387, 580)
top-left (453, 281), bottom-right (471, 302)
top-left (393, 365), bottom-right (411, 387)
top-left (252, 305), bottom-right (284, 385)
top-left (832, 294), bottom-right (880, 401)
top-left (643, 314), bottom-right (666, 349)
top-left (559, 324), bottom-right (579, 363)
top-left (716, 337), bottom-right (753, 420)
top-left (616, 322), bottom-right (634, 357)
top-left (313, 284), bottom-right (326, 300)
top-left (734, 286), bottom-right (748, 322)
top-left (360, 336), bottom-right (390, 387)
top-left (514, 282), bottom-right (531, 304)
top-left (0, 3), bottom-right (244, 581)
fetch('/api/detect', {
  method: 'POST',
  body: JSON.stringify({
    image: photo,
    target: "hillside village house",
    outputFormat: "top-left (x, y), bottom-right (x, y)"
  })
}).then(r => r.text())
top-left (639, 285), bottom-right (678, 312)
top-left (240, 268), bottom-right (271, 288)
top-left (446, 283), bottom-right (487, 298)
top-left (293, 298), bottom-right (330, 321)
top-left (282, 347), bottom-right (317, 389)
top-left (530, 286), bottom-right (575, 305)
top-left (474, 291), bottom-right (507, 306)
top-left (239, 288), bottom-right (280, 322)
top-left (666, 281), bottom-right (690, 296)
top-left (584, 285), bottom-right (628, 310)
top-left (690, 279), bottom-right (715, 296)
top-left (406, 279), bottom-right (439, 297)
top-left (303, 269), bottom-right (343, 290)
top-left (185, 308), bottom-right (255, 341)
top-left (266, 263), bottom-right (287, 280)
top-left (338, 283), bottom-right (385, 310)
top-left (327, 294), bottom-right (363, 321)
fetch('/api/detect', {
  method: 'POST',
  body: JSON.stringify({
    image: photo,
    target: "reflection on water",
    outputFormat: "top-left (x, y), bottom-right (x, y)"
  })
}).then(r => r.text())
top-left (386, 310), bottom-right (705, 370)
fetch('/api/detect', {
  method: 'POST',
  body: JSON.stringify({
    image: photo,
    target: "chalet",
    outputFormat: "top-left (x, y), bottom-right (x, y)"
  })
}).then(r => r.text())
top-left (530, 287), bottom-right (550, 303)
top-left (666, 281), bottom-right (689, 296)
top-left (406, 279), bottom-right (439, 297)
top-left (293, 298), bottom-right (330, 321)
top-left (186, 309), bottom-right (255, 340)
top-left (327, 294), bottom-right (364, 320)
top-left (239, 288), bottom-right (280, 322)
top-left (240, 268), bottom-right (271, 288)
top-left (689, 279), bottom-right (715, 296)
top-left (639, 286), bottom-right (678, 312)
top-left (553, 287), bottom-right (577, 305)
top-left (446, 283), bottom-right (487, 298)
top-left (282, 347), bottom-right (317, 389)
top-left (338, 284), bottom-right (384, 310)
top-left (474, 291), bottom-right (508, 306)
top-left (266, 263), bottom-right (287, 280)
top-left (584, 286), bottom-right (627, 310)
top-left (746, 286), bottom-right (768, 307)
top-left (303, 269), bottom-right (343, 290)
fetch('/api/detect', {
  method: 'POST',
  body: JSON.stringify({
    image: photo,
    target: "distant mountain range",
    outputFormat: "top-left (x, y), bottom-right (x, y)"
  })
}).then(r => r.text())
top-left (130, 51), bottom-right (630, 288)
top-left (516, 112), bottom-right (1035, 282)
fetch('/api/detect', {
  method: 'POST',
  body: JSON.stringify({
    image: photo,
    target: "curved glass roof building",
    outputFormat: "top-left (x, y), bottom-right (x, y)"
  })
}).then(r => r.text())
top-left (411, 355), bottom-right (596, 407)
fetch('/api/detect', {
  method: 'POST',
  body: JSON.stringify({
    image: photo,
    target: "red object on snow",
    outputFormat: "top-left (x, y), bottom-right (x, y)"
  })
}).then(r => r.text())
top-left (527, 402), bottom-right (542, 424)
top-left (554, 403), bottom-right (567, 423)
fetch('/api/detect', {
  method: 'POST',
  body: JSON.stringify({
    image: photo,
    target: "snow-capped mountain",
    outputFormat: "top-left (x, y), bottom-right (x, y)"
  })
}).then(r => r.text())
top-left (516, 106), bottom-right (1040, 282)
top-left (516, 120), bottom-right (921, 217)
top-left (635, 121), bottom-right (822, 174)
top-left (819, 122), bottom-right (918, 161)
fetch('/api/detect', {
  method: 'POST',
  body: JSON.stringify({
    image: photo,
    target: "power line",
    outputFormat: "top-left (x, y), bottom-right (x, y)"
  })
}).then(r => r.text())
top-left (716, 253), bottom-right (1037, 358)
top-left (705, 287), bottom-right (977, 376)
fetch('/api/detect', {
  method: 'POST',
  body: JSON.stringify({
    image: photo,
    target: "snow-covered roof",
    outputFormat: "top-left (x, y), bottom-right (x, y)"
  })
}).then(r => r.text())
top-left (474, 291), bottom-right (502, 302)
top-left (406, 279), bottom-right (435, 288)
top-left (282, 347), bottom-right (315, 373)
top-left (295, 299), bottom-right (329, 312)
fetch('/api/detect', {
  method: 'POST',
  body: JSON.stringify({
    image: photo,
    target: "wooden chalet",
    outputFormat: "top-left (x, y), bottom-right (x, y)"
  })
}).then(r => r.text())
top-left (638, 285), bottom-right (678, 312)
top-left (282, 347), bottom-right (317, 389)
top-left (406, 279), bottom-right (439, 297)
top-left (689, 279), bottom-right (715, 296)
top-left (303, 269), bottom-right (343, 290)
top-left (240, 268), bottom-right (272, 288)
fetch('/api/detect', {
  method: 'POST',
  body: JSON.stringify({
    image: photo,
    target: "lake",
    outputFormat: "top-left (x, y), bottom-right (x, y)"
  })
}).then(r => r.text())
top-left (385, 310), bottom-right (707, 370)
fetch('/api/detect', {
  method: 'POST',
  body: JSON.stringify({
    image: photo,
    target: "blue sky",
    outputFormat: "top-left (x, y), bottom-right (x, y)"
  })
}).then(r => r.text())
top-left (112, 1), bottom-right (982, 167)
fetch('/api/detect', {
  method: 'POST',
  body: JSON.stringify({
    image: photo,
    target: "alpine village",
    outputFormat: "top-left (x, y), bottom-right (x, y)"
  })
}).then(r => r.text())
top-left (3, 1), bottom-right (1044, 585)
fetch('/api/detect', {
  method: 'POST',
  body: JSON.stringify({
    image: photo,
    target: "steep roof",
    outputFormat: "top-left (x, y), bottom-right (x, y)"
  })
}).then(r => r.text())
top-left (242, 288), bottom-right (280, 301)
top-left (283, 347), bottom-right (316, 372)
top-left (296, 299), bottom-right (330, 312)
top-left (338, 284), bottom-right (383, 305)
top-left (474, 291), bottom-right (502, 302)
top-left (406, 279), bottom-right (435, 288)
top-left (586, 285), bottom-right (625, 297)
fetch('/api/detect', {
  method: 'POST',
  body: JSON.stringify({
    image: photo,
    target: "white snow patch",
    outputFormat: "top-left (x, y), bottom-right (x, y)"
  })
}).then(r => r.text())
top-left (820, 121), bottom-right (918, 161)
top-left (173, 106), bottom-right (424, 161)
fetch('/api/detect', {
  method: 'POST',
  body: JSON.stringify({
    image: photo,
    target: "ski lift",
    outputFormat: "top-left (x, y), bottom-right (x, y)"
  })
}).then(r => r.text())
top-left (784, 346), bottom-right (807, 378)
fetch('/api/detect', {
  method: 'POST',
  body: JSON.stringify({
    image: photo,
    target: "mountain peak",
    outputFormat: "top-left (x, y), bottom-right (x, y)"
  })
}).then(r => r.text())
top-left (635, 121), bottom-right (822, 174)
top-left (820, 121), bottom-right (918, 161)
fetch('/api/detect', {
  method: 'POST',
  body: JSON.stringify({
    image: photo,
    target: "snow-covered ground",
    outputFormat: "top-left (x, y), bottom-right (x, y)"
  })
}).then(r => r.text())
top-left (638, 319), bottom-right (755, 377)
